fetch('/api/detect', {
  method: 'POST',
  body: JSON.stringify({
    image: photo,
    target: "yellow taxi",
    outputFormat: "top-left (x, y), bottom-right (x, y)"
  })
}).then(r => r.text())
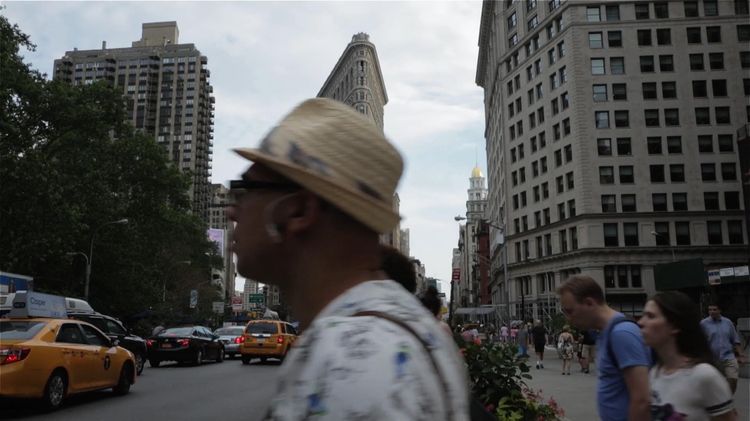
top-left (240, 319), bottom-right (298, 364)
top-left (0, 291), bottom-right (135, 410)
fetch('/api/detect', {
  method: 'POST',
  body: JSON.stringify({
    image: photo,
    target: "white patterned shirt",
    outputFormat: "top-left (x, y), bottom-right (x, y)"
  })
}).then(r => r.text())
top-left (264, 280), bottom-right (470, 420)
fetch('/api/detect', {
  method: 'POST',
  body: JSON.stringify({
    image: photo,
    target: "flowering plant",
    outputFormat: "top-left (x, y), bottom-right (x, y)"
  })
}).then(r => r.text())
top-left (463, 341), bottom-right (566, 420)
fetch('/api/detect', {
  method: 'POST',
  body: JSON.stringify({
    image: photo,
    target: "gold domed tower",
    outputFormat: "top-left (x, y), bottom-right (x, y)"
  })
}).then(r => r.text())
top-left (467, 165), bottom-right (488, 222)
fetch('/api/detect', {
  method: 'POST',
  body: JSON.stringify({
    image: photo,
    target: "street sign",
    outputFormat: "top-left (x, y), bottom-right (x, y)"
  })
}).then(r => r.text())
top-left (719, 267), bottom-right (735, 278)
top-left (452, 268), bottom-right (460, 281)
top-left (212, 301), bottom-right (224, 314)
top-left (707, 270), bottom-right (721, 285)
top-left (247, 293), bottom-right (265, 304)
top-left (189, 289), bottom-right (198, 308)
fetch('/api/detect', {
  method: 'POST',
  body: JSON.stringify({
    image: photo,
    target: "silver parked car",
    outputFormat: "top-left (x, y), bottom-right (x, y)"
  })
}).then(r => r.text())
top-left (213, 326), bottom-right (246, 358)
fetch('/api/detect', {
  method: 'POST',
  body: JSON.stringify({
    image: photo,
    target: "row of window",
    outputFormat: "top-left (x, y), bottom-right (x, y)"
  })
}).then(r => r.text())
top-left (591, 52), bottom-right (750, 76)
top-left (593, 107), bottom-right (735, 129)
top-left (604, 265), bottom-right (642, 289)
top-left (602, 191), bottom-right (742, 213)
top-left (587, 0), bottom-right (749, 21)
top-left (597, 135), bottom-right (735, 157)
top-left (513, 190), bottom-right (741, 234)
top-left (599, 162), bottom-right (737, 184)
top-left (604, 220), bottom-right (745, 248)
top-left (514, 226), bottom-right (579, 262)
top-left (591, 26), bottom-right (749, 50)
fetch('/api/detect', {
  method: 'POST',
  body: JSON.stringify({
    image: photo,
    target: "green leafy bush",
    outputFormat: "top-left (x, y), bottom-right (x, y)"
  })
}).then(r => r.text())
top-left (463, 342), bottom-right (566, 420)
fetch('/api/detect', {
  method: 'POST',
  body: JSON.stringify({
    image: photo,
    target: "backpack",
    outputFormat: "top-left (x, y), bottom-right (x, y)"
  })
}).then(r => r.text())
top-left (605, 317), bottom-right (639, 368)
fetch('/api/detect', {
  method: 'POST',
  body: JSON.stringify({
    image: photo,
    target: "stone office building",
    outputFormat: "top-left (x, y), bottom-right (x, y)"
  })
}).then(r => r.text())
top-left (318, 33), bottom-right (404, 251)
top-left (476, 0), bottom-right (749, 321)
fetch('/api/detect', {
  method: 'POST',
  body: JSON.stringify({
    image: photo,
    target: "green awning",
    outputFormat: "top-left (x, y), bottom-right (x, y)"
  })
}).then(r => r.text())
top-left (654, 258), bottom-right (706, 290)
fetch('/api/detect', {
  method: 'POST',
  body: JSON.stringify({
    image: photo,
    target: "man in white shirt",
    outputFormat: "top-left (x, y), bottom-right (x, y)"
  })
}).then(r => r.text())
top-left (227, 98), bottom-right (469, 420)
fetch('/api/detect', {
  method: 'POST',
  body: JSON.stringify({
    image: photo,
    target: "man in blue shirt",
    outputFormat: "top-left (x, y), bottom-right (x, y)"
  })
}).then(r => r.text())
top-left (700, 303), bottom-right (747, 394)
top-left (557, 275), bottom-right (650, 421)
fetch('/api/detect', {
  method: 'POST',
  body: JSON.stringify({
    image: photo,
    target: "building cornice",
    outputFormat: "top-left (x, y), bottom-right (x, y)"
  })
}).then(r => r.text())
top-left (507, 245), bottom-right (749, 271)
top-left (475, 0), bottom-right (494, 87)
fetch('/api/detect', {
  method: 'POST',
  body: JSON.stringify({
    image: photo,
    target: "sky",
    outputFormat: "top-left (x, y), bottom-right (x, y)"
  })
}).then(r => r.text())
top-left (3, 1), bottom-right (487, 294)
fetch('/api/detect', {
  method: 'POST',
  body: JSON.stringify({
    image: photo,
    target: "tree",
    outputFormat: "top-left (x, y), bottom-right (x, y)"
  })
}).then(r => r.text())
top-left (0, 14), bottom-right (219, 319)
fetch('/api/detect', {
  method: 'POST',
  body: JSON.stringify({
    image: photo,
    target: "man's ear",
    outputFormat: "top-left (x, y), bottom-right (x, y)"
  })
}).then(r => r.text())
top-left (281, 192), bottom-right (324, 236)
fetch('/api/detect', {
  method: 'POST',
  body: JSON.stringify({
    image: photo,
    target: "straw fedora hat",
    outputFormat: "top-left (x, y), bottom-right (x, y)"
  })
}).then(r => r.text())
top-left (234, 98), bottom-right (403, 234)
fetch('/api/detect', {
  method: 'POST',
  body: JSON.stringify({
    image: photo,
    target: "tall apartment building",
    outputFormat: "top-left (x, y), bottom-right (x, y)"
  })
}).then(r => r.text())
top-left (318, 33), bottom-right (403, 250)
top-left (53, 22), bottom-right (215, 222)
top-left (476, 0), bottom-right (749, 321)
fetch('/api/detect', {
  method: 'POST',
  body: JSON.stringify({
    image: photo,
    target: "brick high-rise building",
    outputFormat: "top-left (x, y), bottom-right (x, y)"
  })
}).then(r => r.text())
top-left (476, 0), bottom-right (748, 321)
top-left (53, 22), bottom-right (215, 222)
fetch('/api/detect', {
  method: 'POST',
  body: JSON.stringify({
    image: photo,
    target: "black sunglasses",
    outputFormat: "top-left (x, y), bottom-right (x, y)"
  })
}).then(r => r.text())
top-left (229, 179), bottom-right (300, 194)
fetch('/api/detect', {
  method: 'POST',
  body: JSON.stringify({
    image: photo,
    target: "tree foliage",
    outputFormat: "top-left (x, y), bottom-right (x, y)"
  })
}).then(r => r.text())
top-left (0, 13), bottom-right (220, 320)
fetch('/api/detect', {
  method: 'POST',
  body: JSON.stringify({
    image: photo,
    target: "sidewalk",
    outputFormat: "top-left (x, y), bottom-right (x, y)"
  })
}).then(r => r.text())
top-left (523, 346), bottom-right (749, 421)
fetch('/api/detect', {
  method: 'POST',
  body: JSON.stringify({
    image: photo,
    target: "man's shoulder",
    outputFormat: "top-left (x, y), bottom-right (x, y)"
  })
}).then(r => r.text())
top-left (607, 319), bottom-right (645, 350)
top-left (309, 313), bottom-right (441, 347)
top-left (609, 318), bottom-right (640, 334)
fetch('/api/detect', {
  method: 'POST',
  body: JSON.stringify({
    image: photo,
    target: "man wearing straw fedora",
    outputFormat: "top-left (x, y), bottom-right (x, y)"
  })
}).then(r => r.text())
top-left (228, 98), bottom-right (469, 420)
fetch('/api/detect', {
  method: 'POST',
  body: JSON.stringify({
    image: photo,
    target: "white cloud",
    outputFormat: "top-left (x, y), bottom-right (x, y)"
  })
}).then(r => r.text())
top-left (3, 1), bottom-right (486, 284)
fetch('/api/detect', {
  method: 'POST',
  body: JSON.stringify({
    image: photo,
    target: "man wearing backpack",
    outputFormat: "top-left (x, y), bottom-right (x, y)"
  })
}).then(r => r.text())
top-left (557, 275), bottom-right (650, 421)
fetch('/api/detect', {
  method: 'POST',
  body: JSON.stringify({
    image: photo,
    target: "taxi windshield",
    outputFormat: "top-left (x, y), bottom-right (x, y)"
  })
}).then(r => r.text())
top-left (159, 327), bottom-right (194, 336)
top-left (246, 322), bottom-right (277, 334)
top-left (0, 320), bottom-right (47, 340)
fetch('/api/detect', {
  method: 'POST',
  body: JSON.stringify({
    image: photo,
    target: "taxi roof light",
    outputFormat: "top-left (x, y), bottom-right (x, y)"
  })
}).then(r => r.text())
top-left (0, 347), bottom-right (31, 365)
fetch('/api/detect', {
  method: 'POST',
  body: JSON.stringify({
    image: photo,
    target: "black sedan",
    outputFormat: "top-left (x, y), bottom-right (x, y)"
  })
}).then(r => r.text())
top-left (146, 326), bottom-right (225, 367)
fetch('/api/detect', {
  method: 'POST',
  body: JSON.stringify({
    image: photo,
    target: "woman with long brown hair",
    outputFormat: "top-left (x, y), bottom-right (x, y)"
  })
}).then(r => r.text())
top-left (638, 291), bottom-right (736, 421)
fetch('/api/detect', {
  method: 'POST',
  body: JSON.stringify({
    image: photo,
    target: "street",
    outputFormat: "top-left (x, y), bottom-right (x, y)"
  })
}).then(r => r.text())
top-left (2, 349), bottom-right (748, 420)
top-left (0, 358), bottom-right (280, 421)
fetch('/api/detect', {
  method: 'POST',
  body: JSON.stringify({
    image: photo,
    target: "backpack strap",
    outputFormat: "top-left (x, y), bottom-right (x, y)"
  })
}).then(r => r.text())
top-left (353, 310), bottom-right (454, 420)
top-left (605, 317), bottom-right (639, 368)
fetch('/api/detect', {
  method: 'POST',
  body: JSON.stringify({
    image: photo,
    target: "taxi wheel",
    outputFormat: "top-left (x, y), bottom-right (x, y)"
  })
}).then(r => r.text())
top-left (42, 370), bottom-right (67, 410)
top-left (135, 353), bottom-right (145, 375)
top-left (113, 364), bottom-right (133, 395)
top-left (216, 348), bottom-right (225, 363)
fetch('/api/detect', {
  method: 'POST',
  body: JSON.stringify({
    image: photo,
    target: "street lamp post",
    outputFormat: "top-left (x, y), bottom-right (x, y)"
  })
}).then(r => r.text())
top-left (85, 218), bottom-right (128, 300)
top-left (164, 260), bottom-right (192, 302)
